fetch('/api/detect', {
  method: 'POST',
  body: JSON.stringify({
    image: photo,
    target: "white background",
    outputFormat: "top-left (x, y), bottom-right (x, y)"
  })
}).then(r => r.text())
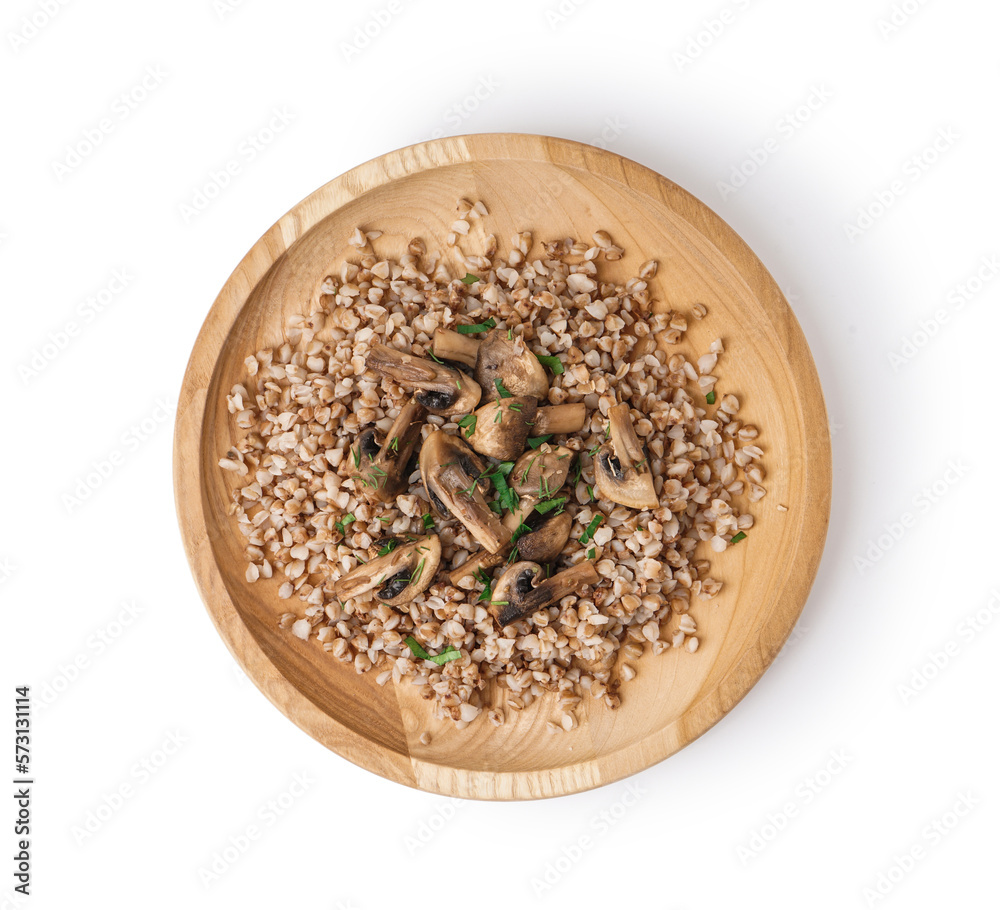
top-left (2, 0), bottom-right (998, 907)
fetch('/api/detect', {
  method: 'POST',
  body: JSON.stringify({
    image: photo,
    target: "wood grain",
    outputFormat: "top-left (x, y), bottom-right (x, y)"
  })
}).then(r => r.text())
top-left (173, 133), bottom-right (832, 800)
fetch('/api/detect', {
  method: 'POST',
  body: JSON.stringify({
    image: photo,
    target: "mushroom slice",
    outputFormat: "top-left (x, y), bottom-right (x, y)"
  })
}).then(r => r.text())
top-left (419, 431), bottom-right (510, 553)
top-left (594, 402), bottom-right (658, 510)
top-left (331, 534), bottom-right (441, 608)
top-left (514, 511), bottom-right (573, 564)
top-left (533, 403), bottom-right (587, 435)
top-left (367, 344), bottom-right (481, 416)
top-left (475, 329), bottom-right (549, 401)
top-left (432, 328), bottom-right (480, 368)
top-left (355, 397), bottom-right (426, 503)
top-left (489, 560), bottom-right (600, 626)
top-left (504, 443), bottom-right (575, 531)
top-left (448, 509), bottom-right (572, 585)
top-left (466, 396), bottom-right (538, 462)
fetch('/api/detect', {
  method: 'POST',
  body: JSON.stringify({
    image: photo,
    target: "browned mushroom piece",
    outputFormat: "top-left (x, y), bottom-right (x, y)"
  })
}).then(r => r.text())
top-left (514, 511), bottom-right (573, 564)
top-left (366, 344), bottom-right (481, 416)
top-left (504, 443), bottom-right (575, 528)
top-left (489, 560), bottom-right (600, 626)
top-left (354, 396), bottom-right (426, 503)
top-left (474, 329), bottom-right (549, 402)
top-left (447, 507), bottom-right (572, 585)
top-left (331, 535), bottom-right (441, 608)
top-left (466, 396), bottom-right (538, 462)
top-left (431, 328), bottom-right (480, 369)
top-left (594, 402), bottom-right (658, 510)
top-left (419, 431), bottom-right (510, 553)
top-left (533, 403), bottom-right (587, 435)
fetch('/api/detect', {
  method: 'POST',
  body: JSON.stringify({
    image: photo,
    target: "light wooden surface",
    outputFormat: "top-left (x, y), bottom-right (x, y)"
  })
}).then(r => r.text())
top-left (173, 133), bottom-right (832, 801)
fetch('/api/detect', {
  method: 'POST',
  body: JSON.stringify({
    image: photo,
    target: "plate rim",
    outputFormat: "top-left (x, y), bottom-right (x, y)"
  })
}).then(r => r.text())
top-left (173, 132), bottom-right (832, 800)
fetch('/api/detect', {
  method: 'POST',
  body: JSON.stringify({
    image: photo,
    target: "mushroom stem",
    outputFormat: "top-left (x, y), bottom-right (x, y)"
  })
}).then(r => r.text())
top-left (607, 402), bottom-right (646, 464)
top-left (432, 329), bottom-right (480, 368)
top-left (448, 547), bottom-right (509, 585)
top-left (534, 403), bottom-right (587, 435)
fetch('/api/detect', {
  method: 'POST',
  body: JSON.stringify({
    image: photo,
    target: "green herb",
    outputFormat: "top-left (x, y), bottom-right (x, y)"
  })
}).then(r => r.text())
top-left (461, 273), bottom-right (480, 285)
top-left (488, 500), bottom-right (503, 514)
top-left (428, 349), bottom-right (445, 364)
top-left (370, 464), bottom-right (387, 478)
top-left (587, 484), bottom-right (594, 501)
top-left (490, 469), bottom-right (519, 513)
top-left (335, 512), bottom-right (355, 535)
top-left (534, 497), bottom-right (567, 515)
top-left (587, 547), bottom-right (596, 559)
top-left (587, 443), bottom-right (601, 457)
top-left (405, 636), bottom-right (462, 665)
top-left (457, 318), bottom-right (496, 334)
top-left (535, 353), bottom-right (565, 375)
top-left (493, 408), bottom-right (502, 424)
top-left (507, 327), bottom-right (514, 340)
top-left (377, 516), bottom-right (391, 523)
top-left (421, 513), bottom-right (434, 530)
top-left (456, 378), bottom-right (462, 389)
top-left (579, 514), bottom-right (604, 546)
top-left (476, 569), bottom-right (494, 603)
top-left (506, 546), bottom-right (519, 566)
top-left (377, 539), bottom-right (399, 557)
top-left (571, 458), bottom-right (583, 485)
top-left (520, 454), bottom-right (540, 485)
top-left (706, 391), bottom-right (716, 405)
top-left (511, 521), bottom-right (532, 543)
top-left (528, 435), bottom-right (553, 449)
top-left (458, 414), bottom-right (477, 438)
top-left (352, 446), bottom-right (361, 469)
top-left (494, 378), bottom-right (512, 398)
top-left (409, 557), bottom-right (427, 588)
top-left (730, 531), bottom-right (747, 544)
top-left (634, 457), bottom-right (646, 471)
top-left (604, 423), bottom-right (611, 440)
top-left (509, 401), bottom-right (524, 412)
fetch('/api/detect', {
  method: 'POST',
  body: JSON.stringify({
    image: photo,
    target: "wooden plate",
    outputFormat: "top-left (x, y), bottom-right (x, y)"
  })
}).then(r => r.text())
top-left (174, 134), bottom-right (831, 800)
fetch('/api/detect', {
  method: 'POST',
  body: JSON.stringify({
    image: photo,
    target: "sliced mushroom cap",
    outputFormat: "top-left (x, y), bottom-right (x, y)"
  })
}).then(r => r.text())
top-left (355, 397), bottom-right (426, 503)
top-left (475, 329), bottom-right (549, 402)
top-left (489, 559), bottom-right (600, 626)
top-left (419, 430), bottom-right (510, 553)
top-left (503, 444), bottom-right (574, 531)
top-left (367, 344), bottom-right (481, 416)
top-left (331, 534), bottom-right (441, 608)
top-left (514, 511), bottom-right (573, 564)
top-left (466, 396), bottom-right (538, 462)
top-left (594, 402), bottom-right (658, 510)
top-left (510, 444), bottom-right (575, 497)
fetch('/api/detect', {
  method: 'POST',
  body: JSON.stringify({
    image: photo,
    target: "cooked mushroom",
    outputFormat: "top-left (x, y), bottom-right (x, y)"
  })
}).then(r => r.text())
top-left (514, 511), bottom-right (573, 564)
top-left (503, 443), bottom-right (575, 531)
top-left (432, 328), bottom-right (480, 368)
top-left (475, 329), bottom-right (549, 401)
top-left (533, 403), bottom-right (587, 435)
top-left (489, 560), bottom-right (600, 626)
top-left (466, 396), bottom-right (538, 462)
top-left (354, 396), bottom-right (426, 503)
top-left (331, 535), bottom-right (441, 608)
top-left (419, 431), bottom-right (510, 553)
top-left (594, 402), bottom-right (658, 510)
top-left (447, 507), bottom-right (572, 585)
top-left (366, 344), bottom-right (481, 416)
